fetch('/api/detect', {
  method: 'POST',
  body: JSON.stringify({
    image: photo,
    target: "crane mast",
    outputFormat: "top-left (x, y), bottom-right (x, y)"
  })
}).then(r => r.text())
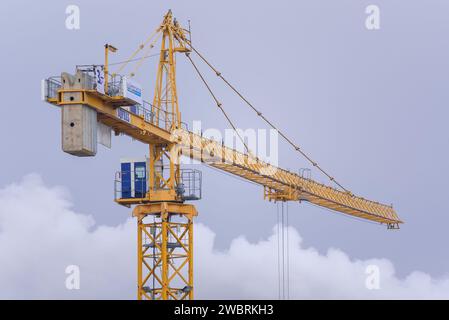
top-left (134, 11), bottom-right (196, 300)
top-left (42, 10), bottom-right (402, 300)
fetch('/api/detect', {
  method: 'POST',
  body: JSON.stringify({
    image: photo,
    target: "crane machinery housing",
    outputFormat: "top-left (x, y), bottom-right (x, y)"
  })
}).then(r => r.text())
top-left (42, 10), bottom-right (402, 300)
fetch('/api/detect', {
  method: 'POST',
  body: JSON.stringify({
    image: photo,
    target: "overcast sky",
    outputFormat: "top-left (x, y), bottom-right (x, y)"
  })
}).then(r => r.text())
top-left (1, 0), bottom-right (449, 298)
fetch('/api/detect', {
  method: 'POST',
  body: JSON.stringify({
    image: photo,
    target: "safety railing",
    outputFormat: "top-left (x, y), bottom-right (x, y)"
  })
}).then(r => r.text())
top-left (44, 68), bottom-right (186, 133)
top-left (44, 76), bottom-right (62, 100)
top-left (114, 168), bottom-right (202, 201)
top-left (177, 169), bottom-right (202, 200)
top-left (76, 65), bottom-right (123, 96)
top-left (120, 100), bottom-right (188, 132)
top-left (108, 73), bottom-right (124, 97)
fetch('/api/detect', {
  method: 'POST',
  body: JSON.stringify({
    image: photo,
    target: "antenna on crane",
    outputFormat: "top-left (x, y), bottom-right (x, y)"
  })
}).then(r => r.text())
top-left (104, 43), bottom-right (118, 95)
top-left (188, 19), bottom-right (192, 44)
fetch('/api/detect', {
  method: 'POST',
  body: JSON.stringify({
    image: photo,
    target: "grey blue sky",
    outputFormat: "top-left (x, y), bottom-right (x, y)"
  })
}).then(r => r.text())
top-left (1, 0), bottom-right (448, 281)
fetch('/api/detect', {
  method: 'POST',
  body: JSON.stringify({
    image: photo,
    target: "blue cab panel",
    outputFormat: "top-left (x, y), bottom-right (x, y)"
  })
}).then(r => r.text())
top-left (121, 162), bottom-right (131, 198)
top-left (120, 159), bottom-right (147, 199)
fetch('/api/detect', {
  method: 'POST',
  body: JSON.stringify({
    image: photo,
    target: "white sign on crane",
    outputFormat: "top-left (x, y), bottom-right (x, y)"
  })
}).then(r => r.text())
top-left (122, 77), bottom-right (143, 105)
top-left (94, 66), bottom-right (105, 95)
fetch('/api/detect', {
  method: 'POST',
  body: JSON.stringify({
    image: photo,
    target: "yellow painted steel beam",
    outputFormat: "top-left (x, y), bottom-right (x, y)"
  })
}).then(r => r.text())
top-left (136, 202), bottom-right (195, 300)
top-left (47, 84), bottom-right (401, 225)
top-left (133, 202), bottom-right (197, 220)
top-left (172, 129), bottom-right (402, 226)
top-left (47, 89), bottom-right (173, 145)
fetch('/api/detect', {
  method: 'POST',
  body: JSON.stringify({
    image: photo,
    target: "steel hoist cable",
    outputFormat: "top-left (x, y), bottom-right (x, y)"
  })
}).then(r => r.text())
top-left (286, 202), bottom-right (290, 299)
top-left (115, 28), bottom-right (161, 75)
top-left (185, 52), bottom-right (255, 157)
top-left (109, 53), bottom-right (160, 67)
top-left (182, 39), bottom-right (350, 194)
top-left (128, 34), bottom-right (161, 78)
top-left (277, 202), bottom-right (291, 300)
top-left (276, 203), bottom-right (281, 300)
top-left (281, 202), bottom-right (285, 300)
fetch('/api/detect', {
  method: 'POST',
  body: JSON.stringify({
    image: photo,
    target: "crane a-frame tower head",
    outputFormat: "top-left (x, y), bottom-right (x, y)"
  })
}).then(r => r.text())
top-left (42, 10), bottom-right (402, 300)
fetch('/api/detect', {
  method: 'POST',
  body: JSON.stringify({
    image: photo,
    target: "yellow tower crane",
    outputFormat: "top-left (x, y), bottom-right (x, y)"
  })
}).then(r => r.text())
top-left (42, 10), bottom-right (402, 300)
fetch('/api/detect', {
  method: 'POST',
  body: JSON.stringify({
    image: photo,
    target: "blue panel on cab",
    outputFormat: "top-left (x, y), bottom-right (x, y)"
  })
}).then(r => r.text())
top-left (121, 162), bottom-right (132, 198)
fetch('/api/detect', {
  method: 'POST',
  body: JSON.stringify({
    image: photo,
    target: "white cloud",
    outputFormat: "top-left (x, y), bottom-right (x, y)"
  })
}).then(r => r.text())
top-left (0, 174), bottom-right (135, 299)
top-left (196, 225), bottom-right (449, 299)
top-left (0, 174), bottom-right (448, 299)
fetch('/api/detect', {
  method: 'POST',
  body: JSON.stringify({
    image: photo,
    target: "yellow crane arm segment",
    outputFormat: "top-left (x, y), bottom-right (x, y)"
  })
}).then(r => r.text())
top-left (172, 129), bottom-right (402, 226)
top-left (45, 78), bottom-right (402, 227)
